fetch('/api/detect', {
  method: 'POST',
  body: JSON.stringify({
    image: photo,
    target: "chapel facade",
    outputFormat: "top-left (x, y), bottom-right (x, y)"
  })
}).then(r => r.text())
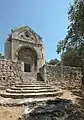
top-left (4, 26), bottom-right (45, 72)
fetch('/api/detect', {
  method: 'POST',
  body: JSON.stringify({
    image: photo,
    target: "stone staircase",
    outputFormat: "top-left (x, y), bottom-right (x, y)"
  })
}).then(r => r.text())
top-left (22, 72), bottom-right (37, 82)
top-left (0, 73), bottom-right (62, 100)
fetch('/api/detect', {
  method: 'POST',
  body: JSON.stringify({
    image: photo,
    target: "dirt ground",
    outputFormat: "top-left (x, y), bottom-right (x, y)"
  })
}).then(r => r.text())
top-left (0, 89), bottom-right (83, 120)
top-left (0, 106), bottom-right (25, 120)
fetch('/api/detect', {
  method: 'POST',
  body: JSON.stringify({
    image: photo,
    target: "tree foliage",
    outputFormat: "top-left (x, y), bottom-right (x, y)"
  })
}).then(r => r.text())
top-left (61, 49), bottom-right (83, 66)
top-left (56, 0), bottom-right (84, 66)
top-left (56, 40), bottom-right (65, 54)
top-left (0, 53), bottom-right (4, 59)
top-left (47, 58), bottom-right (60, 65)
top-left (65, 0), bottom-right (84, 53)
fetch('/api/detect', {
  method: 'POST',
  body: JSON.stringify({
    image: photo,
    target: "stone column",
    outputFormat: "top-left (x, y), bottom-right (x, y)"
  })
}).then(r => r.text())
top-left (32, 59), bottom-right (35, 72)
top-left (36, 59), bottom-right (39, 72)
top-left (21, 62), bottom-right (24, 72)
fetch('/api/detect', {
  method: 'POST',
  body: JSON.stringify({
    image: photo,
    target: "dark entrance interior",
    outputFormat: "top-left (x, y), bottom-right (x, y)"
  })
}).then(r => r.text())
top-left (24, 64), bottom-right (31, 72)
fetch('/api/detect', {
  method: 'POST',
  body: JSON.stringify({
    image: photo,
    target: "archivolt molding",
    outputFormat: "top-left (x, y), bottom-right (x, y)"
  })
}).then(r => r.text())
top-left (15, 45), bottom-right (39, 59)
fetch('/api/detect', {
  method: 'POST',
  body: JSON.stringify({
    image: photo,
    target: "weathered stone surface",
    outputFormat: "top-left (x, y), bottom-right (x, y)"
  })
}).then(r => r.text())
top-left (4, 26), bottom-right (45, 72)
top-left (39, 64), bottom-right (82, 89)
top-left (0, 80), bottom-right (62, 99)
top-left (0, 26), bottom-right (83, 120)
top-left (0, 59), bottom-right (22, 89)
top-left (21, 99), bottom-right (84, 120)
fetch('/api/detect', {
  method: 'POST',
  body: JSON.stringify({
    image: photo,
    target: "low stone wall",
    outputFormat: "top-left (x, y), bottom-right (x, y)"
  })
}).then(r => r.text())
top-left (0, 59), bottom-right (82, 90)
top-left (39, 64), bottom-right (82, 89)
top-left (0, 59), bottom-right (22, 89)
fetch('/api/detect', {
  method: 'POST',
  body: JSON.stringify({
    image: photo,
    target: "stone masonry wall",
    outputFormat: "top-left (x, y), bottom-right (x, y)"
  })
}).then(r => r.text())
top-left (0, 59), bottom-right (82, 90)
top-left (0, 59), bottom-right (22, 89)
top-left (39, 64), bottom-right (82, 89)
top-left (39, 65), bottom-right (46, 81)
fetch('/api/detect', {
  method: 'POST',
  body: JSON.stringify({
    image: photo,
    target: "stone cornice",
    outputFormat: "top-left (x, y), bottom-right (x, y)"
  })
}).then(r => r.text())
top-left (12, 38), bottom-right (42, 47)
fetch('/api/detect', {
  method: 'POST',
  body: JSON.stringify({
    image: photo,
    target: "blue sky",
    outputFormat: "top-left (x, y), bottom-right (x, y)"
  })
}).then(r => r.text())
top-left (0, 0), bottom-right (70, 61)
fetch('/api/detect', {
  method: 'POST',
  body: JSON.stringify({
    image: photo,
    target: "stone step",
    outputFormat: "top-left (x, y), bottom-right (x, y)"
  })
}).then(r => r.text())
top-left (16, 81), bottom-right (45, 84)
top-left (22, 72), bottom-right (37, 81)
top-left (18, 83), bottom-right (46, 85)
top-left (22, 80), bottom-right (44, 83)
top-left (6, 88), bottom-right (57, 93)
top-left (0, 97), bottom-right (61, 106)
top-left (15, 84), bottom-right (49, 87)
top-left (0, 91), bottom-right (62, 98)
top-left (11, 86), bottom-right (54, 90)
top-left (23, 78), bottom-right (37, 81)
top-left (20, 80), bottom-right (45, 83)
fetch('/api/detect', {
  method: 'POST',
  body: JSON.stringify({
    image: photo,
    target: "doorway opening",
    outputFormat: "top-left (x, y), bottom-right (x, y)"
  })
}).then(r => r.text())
top-left (24, 63), bottom-right (31, 72)
top-left (17, 46), bottom-right (38, 72)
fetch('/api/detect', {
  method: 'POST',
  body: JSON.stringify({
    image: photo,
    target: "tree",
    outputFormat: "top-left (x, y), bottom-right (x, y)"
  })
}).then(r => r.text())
top-left (57, 0), bottom-right (84, 53)
top-left (61, 49), bottom-right (83, 67)
top-left (56, 0), bottom-right (84, 66)
top-left (56, 40), bottom-right (65, 54)
top-left (0, 53), bottom-right (4, 59)
top-left (47, 58), bottom-right (60, 65)
top-left (64, 0), bottom-right (84, 53)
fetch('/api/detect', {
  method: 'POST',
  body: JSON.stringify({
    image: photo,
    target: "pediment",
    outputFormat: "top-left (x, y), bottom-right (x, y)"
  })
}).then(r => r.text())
top-left (11, 26), bottom-right (42, 44)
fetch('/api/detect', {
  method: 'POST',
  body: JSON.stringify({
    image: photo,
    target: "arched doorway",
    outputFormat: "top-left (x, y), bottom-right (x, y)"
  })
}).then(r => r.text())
top-left (17, 46), bottom-right (38, 72)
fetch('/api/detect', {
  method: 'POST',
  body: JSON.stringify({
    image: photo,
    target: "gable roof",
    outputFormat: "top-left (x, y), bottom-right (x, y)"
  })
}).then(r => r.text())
top-left (11, 26), bottom-right (42, 41)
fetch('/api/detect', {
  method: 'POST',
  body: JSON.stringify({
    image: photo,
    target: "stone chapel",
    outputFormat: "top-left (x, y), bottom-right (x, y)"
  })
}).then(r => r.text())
top-left (0, 25), bottom-right (81, 102)
top-left (4, 26), bottom-right (45, 73)
top-left (0, 26), bottom-right (82, 120)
